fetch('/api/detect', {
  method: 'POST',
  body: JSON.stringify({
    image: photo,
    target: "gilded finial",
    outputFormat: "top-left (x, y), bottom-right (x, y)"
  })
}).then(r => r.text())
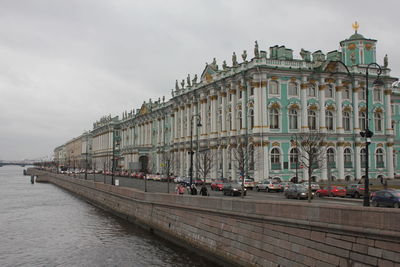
top-left (352, 21), bottom-right (359, 33)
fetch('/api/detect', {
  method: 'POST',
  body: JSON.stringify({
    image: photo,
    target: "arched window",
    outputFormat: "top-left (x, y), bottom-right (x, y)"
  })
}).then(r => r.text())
top-left (228, 113), bottom-right (232, 131)
top-left (359, 87), bottom-right (366, 100)
top-left (326, 110), bottom-right (334, 131)
top-left (308, 84), bottom-right (316, 97)
top-left (373, 87), bottom-right (382, 101)
top-left (237, 111), bottom-right (243, 130)
top-left (289, 148), bottom-right (299, 169)
top-left (343, 87), bottom-right (351, 100)
top-left (327, 148), bottom-right (335, 168)
top-left (271, 148), bottom-right (281, 170)
top-left (289, 109), bottom-right (298, 130)
top-left (359, 111), bottom-right (366, 131)
top-left (343, 111), bottom-right (351, 131)
top-left (344, 148), bottom-right (352, 168)
top-left (376, 148), bottom-right (384, 168)
top-left (269, 81), bottom-right (279, 95)
top-left (361, 148), bottom-right (367, 168)
top-left (288, 82), bottom-right (298, 96)
top-left (249, 109), bottom-right (254, 129)
top-left (308, 110), bottom-right (317, 130)
top-left (325, 84), bottom-right (334, 98)
top-left (270, 108), bottom-right (279, 129)
top-left (374, 112), bottom-right (383, 132)
top-left (218, 110), bottom-right (222, 132)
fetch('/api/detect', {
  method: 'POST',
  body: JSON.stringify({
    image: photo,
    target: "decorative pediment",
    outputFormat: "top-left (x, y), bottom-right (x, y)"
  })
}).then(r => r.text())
top-left (322, 60), bottom-right (349, 75)
top-left (201, 64), bottom-right (218, 83)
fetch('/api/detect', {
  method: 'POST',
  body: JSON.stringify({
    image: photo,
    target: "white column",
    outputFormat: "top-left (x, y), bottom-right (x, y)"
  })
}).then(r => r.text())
top-left (352, 81), bottom-right (360, 131)
top-left (253, 78), bottom-right (262, 133)
top-left (263, 143), bottom-right (269, 179)
top-left (222, 147), bottom-right (228, 178)
top-left (254, 145), bottom-right (262, 181)
top-left (384, 85), bottom-right (393, 135)
top-left (210, 93), bottom-right (218, 137)
top-left (186, 104), bottom-right (191, 140)
top-left (321, 144), bottom-right (328, 180)
top-left (387, 141), bottom-right (395, 179)
top-left (318, 80), bottom-right (326, 132)
top-left (221, 90), bottom-right (227, 136)
top-left (336, 79), bottom-right (343, 134)
top-left (300, 77), bottom-right (308, 132)
top-left (355, 140), bottom-right (362, 180)
top-left (337, 139), bottom-right (345, 180)
top-left (230, 148), bottom-right (237, 179)
top-left (230, 85), bottom-right (237, 136)
top-left (200, 96), bottom-right (207, 139)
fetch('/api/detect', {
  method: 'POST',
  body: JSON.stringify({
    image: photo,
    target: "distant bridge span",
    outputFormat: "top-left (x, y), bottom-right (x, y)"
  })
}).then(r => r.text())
top-left (0, 162), bottom-right (30, 167)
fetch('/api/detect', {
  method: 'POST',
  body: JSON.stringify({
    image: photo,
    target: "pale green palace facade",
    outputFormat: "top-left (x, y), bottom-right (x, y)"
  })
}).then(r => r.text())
top-left (87, 29), bottom-right (399, 182)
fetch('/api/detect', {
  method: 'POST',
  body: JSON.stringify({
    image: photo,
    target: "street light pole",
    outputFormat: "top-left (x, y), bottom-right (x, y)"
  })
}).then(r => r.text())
top-left (189, 114), bottom-right (202, 186)
top-left (290, 135), bottom-right (299, 184)
top-left (85, 135), bottom-right (88, 180)
top-left (361, 63), bottom-right (383, 207)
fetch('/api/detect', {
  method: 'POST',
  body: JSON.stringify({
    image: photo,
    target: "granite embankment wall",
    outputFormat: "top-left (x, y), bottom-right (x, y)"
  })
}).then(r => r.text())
top-left (29, 169), bottom-right (400, 267)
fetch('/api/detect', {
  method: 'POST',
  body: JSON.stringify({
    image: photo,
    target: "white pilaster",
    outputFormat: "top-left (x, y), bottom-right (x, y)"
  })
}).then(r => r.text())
top-left (336, 79), bottom-right (343, 134)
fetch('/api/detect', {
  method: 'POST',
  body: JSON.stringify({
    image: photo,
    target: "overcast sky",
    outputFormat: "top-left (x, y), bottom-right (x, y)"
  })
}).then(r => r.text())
top-left (0, 0), bottom-right (399, 161)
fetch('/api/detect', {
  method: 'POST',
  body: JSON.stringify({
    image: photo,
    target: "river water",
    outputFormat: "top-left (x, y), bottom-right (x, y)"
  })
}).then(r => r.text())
top-left (0, 166), bottom-right (218, 267)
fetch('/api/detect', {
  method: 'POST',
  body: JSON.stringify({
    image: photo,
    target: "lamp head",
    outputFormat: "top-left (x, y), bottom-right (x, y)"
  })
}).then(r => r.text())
top-left (373, 78), bottom-right (384, 87)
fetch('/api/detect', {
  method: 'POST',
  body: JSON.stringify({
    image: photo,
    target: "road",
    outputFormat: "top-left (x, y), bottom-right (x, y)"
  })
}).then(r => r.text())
top-left (68, 173), bottom-right (363, 206)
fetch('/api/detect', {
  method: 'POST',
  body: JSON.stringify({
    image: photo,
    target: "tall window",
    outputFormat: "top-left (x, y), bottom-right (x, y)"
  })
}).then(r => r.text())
top-left (289, 148), bottom-right (299, 166)
top-left (269, 81), bottom-right (279, 95)
top-left (343, 87), bottom-right (351, 99)
top-left (325, 84), bottom-right (334, 98)
top-left (359, 87), bottom-right (366, 100)
top-left (376, 148), bottom-right (384, 168)
top-left (344, 148), bottom-right (352, 167)
top-left (238, 90), bottom-right (242, 99)
top-left (326, 110), bottom-right (334, 131)
top-left (270, 108), bottom-right (279, 129)
top-left (361, 148), bottom-right (367, 168)
top-left (374, 87), bottom-right (382, 101)
top-left (308, 110), bottom-right (317, 130)
top-left (308, 84), bottom-right (316, 97)
top-left (374, 112), bottom-right (383, 132)
top-left (250, 87), bottom-right (254, 96)
top-left (288, 82), bottom-right (298, 96)
top-left (228, 113), bottom-right (232, 130)
top-left (343, 111), bottom-right (351, 131)
top-left (359, 111), bottom-right (366, 131)
top-left (271, 148), bottom-right (281, 164)
top-left (218, 110), bottom-right (222, 132)
top-left (237, 111), bottom-right (242, 129)
top-left (249, 109), bottom-right (254, 129)
top-left (289, 109), bottom-right (298, 130)
top-left (327, 148), bottom-right (335, 167)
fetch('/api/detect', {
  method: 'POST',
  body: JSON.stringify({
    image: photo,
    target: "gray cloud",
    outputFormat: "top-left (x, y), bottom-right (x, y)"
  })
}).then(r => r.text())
top-left (0, 0), bottom-right (399, 160)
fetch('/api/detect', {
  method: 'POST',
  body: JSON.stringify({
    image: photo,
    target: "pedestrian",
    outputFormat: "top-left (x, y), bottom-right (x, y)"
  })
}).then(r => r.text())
top-left (384, 179), bottom-right (388, 190)
top-left (178, 184), bottom-right (185, 195)
top-left (30, 175), bottom-right (34, 184)
top-left (200, 185), bottom-right (208, 196)
top-left (190, 184), bottom-right (198, 195)
top-left (380, 176), bottom-right (384, 184)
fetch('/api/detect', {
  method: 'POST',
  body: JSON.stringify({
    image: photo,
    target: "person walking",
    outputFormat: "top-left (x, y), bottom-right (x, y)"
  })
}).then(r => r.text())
top-left (200, 185), bottom-right (208, 196)
top-left (190, 184), bottom-right (198, 195)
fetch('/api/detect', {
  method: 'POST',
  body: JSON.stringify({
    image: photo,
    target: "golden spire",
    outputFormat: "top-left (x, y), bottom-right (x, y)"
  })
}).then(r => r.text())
top-left (352, 21), bottom-right (359, 34)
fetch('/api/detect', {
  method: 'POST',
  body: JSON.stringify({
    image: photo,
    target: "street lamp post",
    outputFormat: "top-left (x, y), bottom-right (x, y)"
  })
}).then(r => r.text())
top-left (189, 114), bottom-right (202, 186)
top-left (290, 135), bottom-right (299, 184)
top-left (85, 135), bottom-right (88, 180)
top-left (360, 63), bottom-right (383, 207)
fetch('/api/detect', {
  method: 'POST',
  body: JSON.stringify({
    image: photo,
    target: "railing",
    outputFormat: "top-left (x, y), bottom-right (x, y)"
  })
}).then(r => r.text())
top-left (271, 163), bottom-right (281, 170)
top-left (376, 162), bottom-right (385, 168)
top-left (344, 162), bottom-right (353, 168)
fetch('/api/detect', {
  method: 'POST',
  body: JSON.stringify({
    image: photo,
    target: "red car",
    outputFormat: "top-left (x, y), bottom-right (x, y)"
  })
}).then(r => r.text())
top-left (211, 179), bottom-right (227, 191)
top-left (316, 186), bottom-right (346, 197)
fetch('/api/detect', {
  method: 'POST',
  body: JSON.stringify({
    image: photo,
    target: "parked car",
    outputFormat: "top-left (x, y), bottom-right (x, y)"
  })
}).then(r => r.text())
top-left (301, 182), bottom-right (320, 192)
top-left (222, 181), bottom-right (246, 196)
top-left (280, 182), bottom-right (293, 192)
top-left (315, 186), bottom-right (346, 197)
top-left (211, 179), bottom-right (227, 191)
top-left (284, 184), bottom-right (313, 200)
top-left (256, 180), bottom-right (282, 192)
top-left (371, 189), bottom-right (400, 208)
top-left (243, 178), bottom-right (255, 190)
top-left (346, 184), bottom-right (365, 198)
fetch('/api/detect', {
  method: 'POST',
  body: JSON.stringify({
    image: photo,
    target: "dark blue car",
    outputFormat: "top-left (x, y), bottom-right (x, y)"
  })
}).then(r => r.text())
top-left (371, 189), bottom-right (400, 208)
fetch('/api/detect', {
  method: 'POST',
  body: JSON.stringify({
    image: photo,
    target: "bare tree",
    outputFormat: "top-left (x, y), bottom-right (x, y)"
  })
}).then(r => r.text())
top-left (196, 149), bottom-right (213, 183)
top-left (295, 131), bottom-right (327, 202)
top-left (233, 142), bottom-right (254, 198)
top-left (161, 151), bottom-right (174, 193)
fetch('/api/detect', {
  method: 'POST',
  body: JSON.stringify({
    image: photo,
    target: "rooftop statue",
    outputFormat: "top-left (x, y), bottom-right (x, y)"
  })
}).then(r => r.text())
top-left (171, 89), bottom-right (174, 97)
top-left (232, 52), bottom-right (238, 67)
top-left (175, 80), bottom-right (179, 91)
top-left (254, 41), bottom-right (259, 58)
top-left (162, 96), bottom-right (165, 102)
top-left (384, 54), bottom-right (388, 68)
top-left (242, 50), bottom-right (247, 61)
top-left (187, 74), bottom-right (191, 87)
top-left (222, 60), bottom-right (228, 70)
top-left (181, 79), bottom-right (185, 89)
top-left (192, 74), bottom-right (198, 85)
top-left (300, 48), bottom-right (311, 62)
